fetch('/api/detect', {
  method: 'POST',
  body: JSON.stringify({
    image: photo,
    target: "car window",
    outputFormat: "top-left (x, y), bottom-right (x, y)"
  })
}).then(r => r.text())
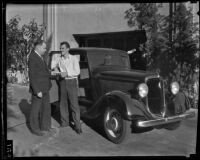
top-left (121, 56), bottom-right (130, 68)
top-left (88, 52), bottom-right (130, 71)
top-left (87, 53), bottom-right (105, 69)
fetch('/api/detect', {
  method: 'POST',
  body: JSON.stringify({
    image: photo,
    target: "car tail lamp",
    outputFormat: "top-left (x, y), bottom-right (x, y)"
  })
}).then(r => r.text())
top-left (170, 81), bottom-right (180, 95)
top-left (138, 83), bottom-right (149, 98)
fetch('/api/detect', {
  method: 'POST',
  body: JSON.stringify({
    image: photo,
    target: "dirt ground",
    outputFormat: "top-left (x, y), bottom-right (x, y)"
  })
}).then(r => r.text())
top-left (6, 83), bottom-right (198, 157)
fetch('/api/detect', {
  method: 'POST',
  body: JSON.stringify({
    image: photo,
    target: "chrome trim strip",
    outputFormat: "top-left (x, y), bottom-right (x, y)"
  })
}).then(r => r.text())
top-left (145, 74), bottom-right (160, 82)
top-left (161, 80), bottom-right (167, 118)
top-left (137, 111), bottom-right (195, 127)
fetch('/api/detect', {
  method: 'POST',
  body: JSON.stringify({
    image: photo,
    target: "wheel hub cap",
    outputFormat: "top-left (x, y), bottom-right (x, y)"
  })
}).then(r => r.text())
top-left (105, 112), bottom-right (122, 138)
top-left (107, 117), bottom-right (119, 131)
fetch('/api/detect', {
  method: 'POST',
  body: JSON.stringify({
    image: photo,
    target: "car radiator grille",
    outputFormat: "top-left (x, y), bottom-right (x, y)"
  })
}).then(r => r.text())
top-left (146, 78), bottom-right (164, 117)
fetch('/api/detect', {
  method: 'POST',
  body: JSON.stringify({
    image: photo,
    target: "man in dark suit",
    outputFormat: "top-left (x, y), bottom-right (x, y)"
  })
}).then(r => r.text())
top-left (28, 40), bottom-right (52, 136)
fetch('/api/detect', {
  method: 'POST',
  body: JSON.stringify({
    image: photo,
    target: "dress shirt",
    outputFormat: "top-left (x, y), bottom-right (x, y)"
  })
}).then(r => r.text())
top-left (52, 54), bottom-right (80, 79)
top-left (34, 50), bottom-right (43, 60)
top-left (51, 54), bottom-right (60, 70)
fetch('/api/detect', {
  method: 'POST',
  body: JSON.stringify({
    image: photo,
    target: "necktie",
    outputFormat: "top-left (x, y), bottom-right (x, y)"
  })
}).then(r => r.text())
top-left (41, 56), bottom-right (45, 63)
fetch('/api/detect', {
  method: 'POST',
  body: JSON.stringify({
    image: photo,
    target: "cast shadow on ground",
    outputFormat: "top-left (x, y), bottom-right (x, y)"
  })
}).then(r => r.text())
top-left (51, 101), bottom-right (61, 125)
top-left (51, 101), bottom-right (76, 130)
top-left (81, 113), bottom-right (154, 142)
top-left (19, 100), bottom-right (64, 131)
top-left (81, 116), bottom-right (106, 138)
top-left (78, 105), bottom-right (108, 140)
top-left (50, 100), bottom-right (153, 141)
top-left (50, 101), bottom-right (152, 142)
top-left (7, 106), bottom-right (19, 133)
top-left (18, 99), bottom-right (32, 132)
top-left (7, 87), bottom-right (20, 133)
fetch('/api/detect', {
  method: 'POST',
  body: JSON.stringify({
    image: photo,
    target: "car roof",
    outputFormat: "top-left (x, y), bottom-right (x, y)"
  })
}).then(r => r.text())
top-left (69, 47), bottom-right (128, 56)
top-left (101, 70), bottom-right (158, 79)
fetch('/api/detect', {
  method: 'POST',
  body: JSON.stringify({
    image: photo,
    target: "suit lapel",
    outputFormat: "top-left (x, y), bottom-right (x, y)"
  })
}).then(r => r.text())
top-left (33, 51), bottom-right (49, 71)
top-left (34, 51), bottom-right (44, 64)
top-left (44, 60), bottom-right (50, 72)
top-left (33, 51), bottom-right (51, 74)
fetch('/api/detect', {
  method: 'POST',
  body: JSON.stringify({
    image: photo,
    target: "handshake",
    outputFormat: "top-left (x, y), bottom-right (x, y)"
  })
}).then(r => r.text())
top-left (51, 70), bottom-right (61, 76)
top-left (51, 71), bottom-right (68, 78)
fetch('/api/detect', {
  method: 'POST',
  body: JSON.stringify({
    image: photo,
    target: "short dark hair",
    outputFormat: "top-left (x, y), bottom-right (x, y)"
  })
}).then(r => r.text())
top-left (34, 39), bottom-right (45, 47)
top-left (60, 41), bottom-right (70, 49)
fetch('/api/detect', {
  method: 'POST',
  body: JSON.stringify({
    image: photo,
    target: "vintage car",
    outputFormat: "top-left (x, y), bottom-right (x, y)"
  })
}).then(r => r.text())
top-left (49, 47), bottom-right (195, 144)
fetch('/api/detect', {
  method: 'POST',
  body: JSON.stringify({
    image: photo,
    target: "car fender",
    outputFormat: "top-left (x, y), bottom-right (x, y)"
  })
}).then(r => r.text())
top-left (165, 91), bottom-right (191, 116)
top-left (105, 90), bottom-right (152, 120)
top-left (83, 90), bottom-right (151, 120)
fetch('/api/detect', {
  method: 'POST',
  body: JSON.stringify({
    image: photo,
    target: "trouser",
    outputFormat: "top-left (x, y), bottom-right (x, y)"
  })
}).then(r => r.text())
top-left (60, 78), bottom-right (81, 129)
top-left (29, 92), bottom-right (51, 133)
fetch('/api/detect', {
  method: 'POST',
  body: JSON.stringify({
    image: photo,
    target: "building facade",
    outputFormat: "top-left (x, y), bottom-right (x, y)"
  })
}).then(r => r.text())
top-left (42, 3), bottom-right (199, 51)
top-left (42, 4), bottom-right (139, 51)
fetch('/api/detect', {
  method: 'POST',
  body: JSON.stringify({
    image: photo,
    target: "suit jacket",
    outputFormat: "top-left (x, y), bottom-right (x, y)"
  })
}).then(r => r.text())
top-left (28, 50), bottom-right (52, 95)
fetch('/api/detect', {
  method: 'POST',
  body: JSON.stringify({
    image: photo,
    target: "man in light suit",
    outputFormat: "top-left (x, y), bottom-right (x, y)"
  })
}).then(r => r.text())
top-left (28, 40), bottom-right (53, 136)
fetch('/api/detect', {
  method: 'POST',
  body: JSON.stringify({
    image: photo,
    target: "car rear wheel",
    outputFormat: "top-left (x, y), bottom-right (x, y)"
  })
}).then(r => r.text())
top-left (103, 107), bottom-right (131, 144)
top-left (164, 121), bottom-right (181, 130)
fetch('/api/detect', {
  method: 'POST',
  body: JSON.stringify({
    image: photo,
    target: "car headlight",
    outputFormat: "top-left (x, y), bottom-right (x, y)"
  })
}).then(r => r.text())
top-left (138, 83), bottom-right (148, 98)
top-left (170, 81), bottom-right (180, 95)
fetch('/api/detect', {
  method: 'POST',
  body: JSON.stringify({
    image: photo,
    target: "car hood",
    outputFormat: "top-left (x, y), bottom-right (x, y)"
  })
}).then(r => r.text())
top-left (96, 69), bottom-right (159, 82)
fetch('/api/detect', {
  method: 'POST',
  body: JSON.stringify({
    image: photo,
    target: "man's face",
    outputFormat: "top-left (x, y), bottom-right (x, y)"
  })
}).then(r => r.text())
top-left (38, 43), bottom-right (47, 55)
top-left (60, 44), bottom-right (69, 56)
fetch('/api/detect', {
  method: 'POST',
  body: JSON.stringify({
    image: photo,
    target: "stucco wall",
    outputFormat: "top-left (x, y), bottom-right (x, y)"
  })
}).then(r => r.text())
top-left (6, 3), bottom-right (198, 51)
top-left (54, 4), bottom-right (136, 49)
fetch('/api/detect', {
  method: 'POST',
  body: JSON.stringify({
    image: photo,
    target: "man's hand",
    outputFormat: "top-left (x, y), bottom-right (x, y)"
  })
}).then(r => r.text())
top-left (61, 72), bottom-right (68, 78)
top-left (37, 92), bottom-right (42, 98)
top-left (51, 71), bottom-right (61, 76)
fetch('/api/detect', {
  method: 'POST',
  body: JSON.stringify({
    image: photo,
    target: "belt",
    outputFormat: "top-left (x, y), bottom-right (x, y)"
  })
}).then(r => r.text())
top-left (65, 77), bottom-right (77, 80)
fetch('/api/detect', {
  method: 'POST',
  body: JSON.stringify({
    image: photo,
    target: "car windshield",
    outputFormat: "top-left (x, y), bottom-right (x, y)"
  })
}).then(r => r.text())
top-left (87, 51), bottom-right (130, 71)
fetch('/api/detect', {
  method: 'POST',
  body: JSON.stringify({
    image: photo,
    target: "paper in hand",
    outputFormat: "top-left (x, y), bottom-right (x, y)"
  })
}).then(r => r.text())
top-left (51, 71), bottom-right (61, 76)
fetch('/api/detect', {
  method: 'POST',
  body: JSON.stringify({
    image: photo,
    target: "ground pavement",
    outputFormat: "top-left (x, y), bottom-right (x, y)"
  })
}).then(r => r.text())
top-left (6, 83), bottom-right (198, 157)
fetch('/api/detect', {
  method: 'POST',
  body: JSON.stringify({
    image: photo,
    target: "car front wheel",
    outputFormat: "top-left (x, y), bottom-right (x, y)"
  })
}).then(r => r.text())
top-left (103, 107), bottom-right (131, 144)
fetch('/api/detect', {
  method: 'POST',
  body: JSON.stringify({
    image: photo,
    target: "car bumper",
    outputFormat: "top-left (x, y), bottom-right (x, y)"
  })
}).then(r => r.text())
top-left (137, 110), bottom-right (195, 127)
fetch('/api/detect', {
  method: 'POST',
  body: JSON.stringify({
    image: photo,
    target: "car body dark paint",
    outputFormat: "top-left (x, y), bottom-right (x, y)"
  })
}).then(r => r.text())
top-left (82, 90), bottom-right (151, 120)
top-left (49, 47), bottom-right (195, 128)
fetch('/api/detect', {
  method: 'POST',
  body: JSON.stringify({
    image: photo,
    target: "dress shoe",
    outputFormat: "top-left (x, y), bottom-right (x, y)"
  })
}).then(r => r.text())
top-left (34, 132), bottom-right (43, 136)
top-left (47, 127), bottom-right (57, 133)
top-left (40, 131), bottom-right (48, 136)
top-left (74, 128), bottom-right (82, 135)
